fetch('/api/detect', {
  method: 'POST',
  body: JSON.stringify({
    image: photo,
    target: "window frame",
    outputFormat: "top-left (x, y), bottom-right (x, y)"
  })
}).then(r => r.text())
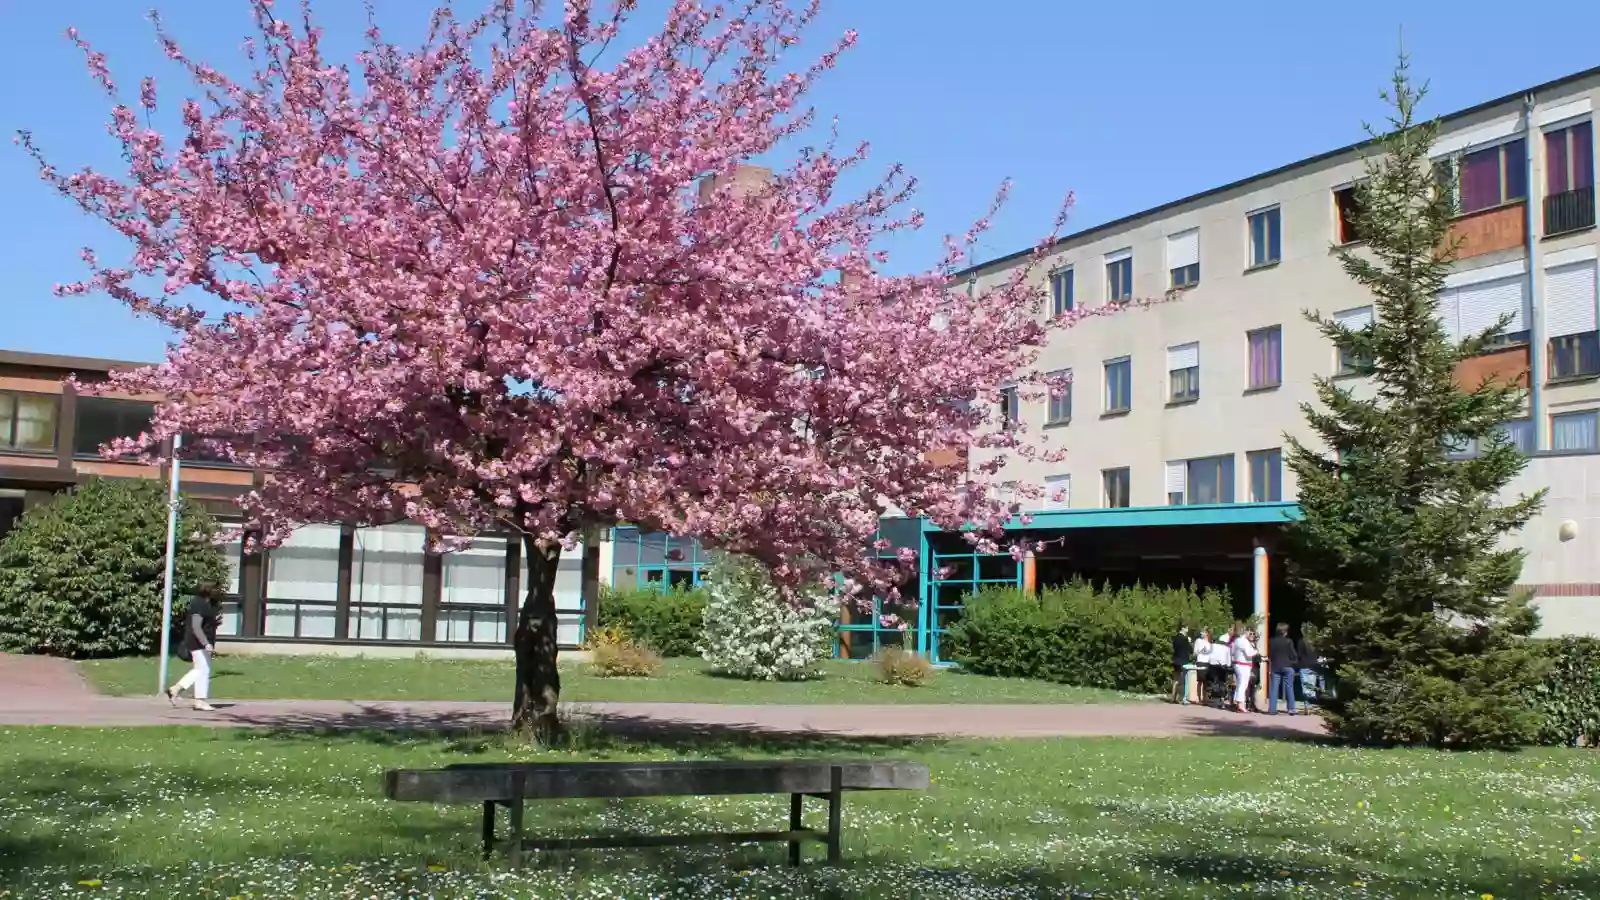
top-left (1101, 467), bottom-right (1131, 509)
top-left (1247, 206), bottom-right (1282, 269)
top-left (1544, 120), bottom-right (1594, 196)
top-left (1247, 448), bottom-right (1283, 502)
top-left (1449, 138), bottom-right (1528, 215)
top-left (1042, 474), bottom-right (1071, 510)
top-left (997, 385), bottom-right (1020, 429)
top-left (1333, 185), bottom-right (1365, 245)
top-left (1549, 331), bottom-right (1600, 380)
top-left (1049, 267), bottom-right (1075, 317)
top-left (73, 397), bottom-right (157, 459)
top-left (1045, 369), bottom-right (1072, 425)
top-left (1552, 409), bottom-right (1600, 452)
top-left (1103, 357), bottom-right (1132, 414)
top-left (1169, 365), bottom-right (1200, 402)
top-left (1181, 454), bottom-right (1236, 505)
top-left (1246, 325), bottom-right (1284, 390)
top-left (1106, 255), bottom-right (1134, 304)
top-left (0, 391), bottom-right (61, 455)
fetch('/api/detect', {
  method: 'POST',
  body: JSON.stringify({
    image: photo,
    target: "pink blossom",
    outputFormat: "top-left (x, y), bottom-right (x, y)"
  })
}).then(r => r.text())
top-left (25, 0), bottom-right (1152, 606)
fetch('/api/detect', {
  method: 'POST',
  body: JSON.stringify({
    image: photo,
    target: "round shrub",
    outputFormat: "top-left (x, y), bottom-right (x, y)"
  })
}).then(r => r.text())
top-left (597, 583), bottom-right (706, 657)
top-left (0, 478), bottom-right (230, 658)
top-left (698, 557), bottom-right (837, 681)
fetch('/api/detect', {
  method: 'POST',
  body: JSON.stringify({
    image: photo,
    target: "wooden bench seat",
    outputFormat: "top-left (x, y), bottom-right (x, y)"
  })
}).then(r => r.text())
top-left (384, 758), bottom-right (929, 867)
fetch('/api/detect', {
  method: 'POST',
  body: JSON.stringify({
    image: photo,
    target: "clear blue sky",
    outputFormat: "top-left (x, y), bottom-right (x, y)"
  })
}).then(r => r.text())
top-left (2, 1), bottom-right (1596, 362)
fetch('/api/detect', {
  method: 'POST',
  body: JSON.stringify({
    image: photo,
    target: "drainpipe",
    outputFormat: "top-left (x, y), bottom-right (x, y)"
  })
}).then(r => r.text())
top-left (1525, 92), bottom-right (1546, 449)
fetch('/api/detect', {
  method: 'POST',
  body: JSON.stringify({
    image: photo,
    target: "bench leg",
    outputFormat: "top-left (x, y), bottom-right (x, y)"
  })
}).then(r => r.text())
top-left (826, 766), bottom-right (842, 865)
top-left (481, 801), bottom-right (496, 861)
top-left (788, 792), bottom-right (803, 866)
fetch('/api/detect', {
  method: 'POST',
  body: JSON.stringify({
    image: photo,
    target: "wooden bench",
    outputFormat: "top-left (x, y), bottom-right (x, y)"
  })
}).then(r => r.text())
top-left (384, 758), bottom-right (929, 867)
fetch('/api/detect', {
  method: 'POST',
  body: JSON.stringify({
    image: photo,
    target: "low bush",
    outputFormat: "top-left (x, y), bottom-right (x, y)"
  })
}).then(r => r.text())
top-left (597, 583), bottom-right (706, 657)
top-left (698, 557), bottom-right (836, 681)
top-left (1525, 637), bottom-right (1600, 747)
top-left (942, 580), bottom-right (1234, 694)
top-left (0, 478), bottom-right (230, 659)
top-left (586, 629), bottom-right (662, 678)
top-left (872, 647), bottom-right (933, 687)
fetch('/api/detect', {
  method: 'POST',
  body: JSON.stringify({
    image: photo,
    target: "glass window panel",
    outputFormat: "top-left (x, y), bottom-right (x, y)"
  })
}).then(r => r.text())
top-left (442, 535), bottom-right (507, 606)
top-left (1503, 139), bottom-right (1527, 201)
top-left (1552, 411), bottom-right (1599, 452)
top-left (1460, 146), bottom-right (1503, 213)
top-left (4, 394), bottom-right (58, 452)
top-left (73, 398), bottom-right (154, 457)
top-left (300, 605), bottom-right (338, 639)
top-left (263, 603), bottom-right (299, 638)
top-left (353, 523), bottom-right (426, 608)
top-left (266, 524), bottom-right (342, 603)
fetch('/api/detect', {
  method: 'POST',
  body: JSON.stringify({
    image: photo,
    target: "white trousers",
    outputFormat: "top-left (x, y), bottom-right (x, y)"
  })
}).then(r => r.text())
top-left (1232, 663), bottom-right (1253, 704)
top-left (174, 649), bottom-right (210, 700)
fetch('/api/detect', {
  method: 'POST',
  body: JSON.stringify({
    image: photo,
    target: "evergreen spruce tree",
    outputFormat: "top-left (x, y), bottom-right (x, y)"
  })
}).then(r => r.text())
top-left (1285, 58), bottom-right (1547, 748)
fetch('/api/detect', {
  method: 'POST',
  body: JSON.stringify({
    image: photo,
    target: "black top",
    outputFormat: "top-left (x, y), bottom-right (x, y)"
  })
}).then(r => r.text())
top-left (1296, 638), bottom-right (1318, 670)
top-left (1171, 633), bottom-right (1192, 666)
top-left (184, 595), bottom-right (219, 652)
top-left (1267, 635), bottom-right (1299, 672)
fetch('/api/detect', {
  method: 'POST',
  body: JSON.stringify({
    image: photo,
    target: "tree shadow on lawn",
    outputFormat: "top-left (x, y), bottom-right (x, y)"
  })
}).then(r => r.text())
top-left (1142, 844), bottom-right (1598, 899)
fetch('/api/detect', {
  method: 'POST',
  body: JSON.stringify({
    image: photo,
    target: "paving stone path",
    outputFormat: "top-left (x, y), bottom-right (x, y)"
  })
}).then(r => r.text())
top-left (0, 653), bottom-right (1325, 740)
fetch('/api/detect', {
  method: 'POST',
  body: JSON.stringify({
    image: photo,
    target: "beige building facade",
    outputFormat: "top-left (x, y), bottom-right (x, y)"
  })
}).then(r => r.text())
top-left (960, 66), bottom-right (1600, 633)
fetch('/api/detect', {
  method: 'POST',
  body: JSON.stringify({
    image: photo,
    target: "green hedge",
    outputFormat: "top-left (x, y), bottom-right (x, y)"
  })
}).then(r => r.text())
top-left (943, 581), bottom-right (1235, 694)
top-left (1526, 637), bottom-right (1600, 747)
top-left (597, 584), bottom-right (707, 657)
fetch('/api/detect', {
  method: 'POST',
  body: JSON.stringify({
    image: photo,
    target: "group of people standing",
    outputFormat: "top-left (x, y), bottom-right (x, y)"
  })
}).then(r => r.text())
top-left (1170, 621), bottom-right (1320, 715)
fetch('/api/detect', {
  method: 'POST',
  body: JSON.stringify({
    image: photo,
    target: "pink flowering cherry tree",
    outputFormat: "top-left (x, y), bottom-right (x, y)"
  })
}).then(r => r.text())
top-left (25, 0), bottom-right (1147, 731)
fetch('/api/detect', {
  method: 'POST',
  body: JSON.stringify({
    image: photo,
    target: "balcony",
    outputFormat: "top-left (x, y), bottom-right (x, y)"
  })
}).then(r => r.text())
top-left (1454, 343), bottom-right (1529, 391)
top-left (1448, 201), bottom-right (1525, 260)
top-left (1545, 186), bottom-right (1596, 237)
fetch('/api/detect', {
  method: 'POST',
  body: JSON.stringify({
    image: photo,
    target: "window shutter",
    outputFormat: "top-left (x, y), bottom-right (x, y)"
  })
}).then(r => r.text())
top-left (1435, 288), bottom-right (1461, 341)
top-left (1333, 306), bottom-right (1373, 330)
top-left (1165, 342), bottom-right (1199, 371)
top-left (1104, 247), bottom-right (1133, 264)
top-left (1546, 261), bottom-right (1599, 338)
top-left (1454, 275), bottom-right (1528, 336)
top-left (1166, 229), bottom-right (1199, 269)
top-left (1164, 461), bottom-right (1187, 496)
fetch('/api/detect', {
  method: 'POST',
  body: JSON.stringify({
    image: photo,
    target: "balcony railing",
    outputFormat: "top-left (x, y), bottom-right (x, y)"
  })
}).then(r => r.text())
top-left (1545, 186), bottom-right (1596, 236)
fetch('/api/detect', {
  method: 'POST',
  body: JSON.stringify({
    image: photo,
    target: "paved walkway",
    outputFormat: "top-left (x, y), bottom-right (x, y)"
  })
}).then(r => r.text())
top-left (0, 654), bottom-right (1325, 740)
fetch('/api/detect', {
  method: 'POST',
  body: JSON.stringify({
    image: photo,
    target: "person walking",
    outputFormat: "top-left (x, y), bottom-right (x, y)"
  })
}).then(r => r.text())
top-left (1267, 622), bottom-right (1299, 715)
top-left (1191, 629), bottom-right (1214, 704)
top-left (167, 583), bottom-right (223, 712)
top-left (1206, 629), bottom-right (1231, 707)
top-left (1230, 627), bottom-right (1258, 713)
top-left (1170, 624), bottom-right (1193, 705)
top-left (1295, 630), bottom-right (1321, 711)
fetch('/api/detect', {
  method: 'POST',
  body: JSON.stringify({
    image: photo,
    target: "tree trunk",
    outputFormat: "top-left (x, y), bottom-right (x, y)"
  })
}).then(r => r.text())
top-left (511, 535), bottom-right (562, 735)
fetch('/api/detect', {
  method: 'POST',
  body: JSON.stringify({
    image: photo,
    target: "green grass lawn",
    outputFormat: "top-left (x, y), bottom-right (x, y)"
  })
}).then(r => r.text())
top-left (80, 654), bottom-right (1140, 705)
top-left (0, 727), bottom-right (1595, 899)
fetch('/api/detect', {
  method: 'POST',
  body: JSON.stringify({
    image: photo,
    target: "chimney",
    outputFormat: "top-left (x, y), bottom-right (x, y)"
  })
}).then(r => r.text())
top-left (697, 164), bottom-right (774, 204)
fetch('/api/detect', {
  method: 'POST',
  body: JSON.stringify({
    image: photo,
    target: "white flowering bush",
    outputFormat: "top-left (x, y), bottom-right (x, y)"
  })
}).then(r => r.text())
top-left (698, 558), bottom-right (838, 681)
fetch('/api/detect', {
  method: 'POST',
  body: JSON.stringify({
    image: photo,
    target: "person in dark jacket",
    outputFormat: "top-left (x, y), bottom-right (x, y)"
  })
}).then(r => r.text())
top-left (1295, 631), bottom-right (1320, 710)
top-left (1169, 625), bottom-right (1192, 705)
top-left (166, 583), bottom-right (223, 711)
top-left (1266, 622), bottom-right (1299, 715)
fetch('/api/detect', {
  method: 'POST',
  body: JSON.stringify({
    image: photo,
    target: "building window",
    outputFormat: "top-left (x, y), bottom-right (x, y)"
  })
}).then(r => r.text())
top-left (1046, 369), bottom-right (1072, 425)
top-left (1545, 121), bottom-right (1596, 235)
top-left (1248, 207), bottom-right (1281, 268)
top-left (1551, 332), bottom-right (1600, 380)
top-left (1458, 139), bottom-right (1527, 214)
top-left (1050, 268), bottom-right (1075, 316)
top-left (1333, 306), bottom-right (1374, 376)
top-left (263, 523), bottom-right (342, 640)
top-left (0, 392), bottom-right (58, 453)
top-left (1248, 448), bottom-right (1283, 502)
top-left (1552, 410), bottom-right (1600, 452)
top-left (1102, 467), bottom-right (1131, 508)
top-left (1167, 228), bottom-right (1200, 290)
top-left (1502, 418), bottom-right (1535, 454)
top-left (1103, 357), bottom-right (1132, 413)
top-left (1247, 326), bottom-right (1283, 390)
top-left (351, 523), bottom-right (427, 641)
top-left (1106, 252), bottom-right (1133, 303)
top-left (439, 535), bottom-right (510, 644)
top-left (1334, 186), bottom-right (1365, 244)
top-left (1167, 343), bottom-right (1200, 402)
top-left (1167, 455), bottom-right (1235, 505)
top-left (73, 397), bottom-right (155, 458)
top-left (1043, 474), bottom-right (1071, 510)
top-left (998, 386), bottom-right (1019, 428)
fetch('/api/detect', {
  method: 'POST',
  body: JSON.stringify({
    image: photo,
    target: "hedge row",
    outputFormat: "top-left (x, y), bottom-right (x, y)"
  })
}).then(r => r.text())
top-left (1526, 637), bottom-right (1600, 747)
top-left (596, 583), bottom-right (706, 657)
top-left (942, 581), bottom-right (1235, 695)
